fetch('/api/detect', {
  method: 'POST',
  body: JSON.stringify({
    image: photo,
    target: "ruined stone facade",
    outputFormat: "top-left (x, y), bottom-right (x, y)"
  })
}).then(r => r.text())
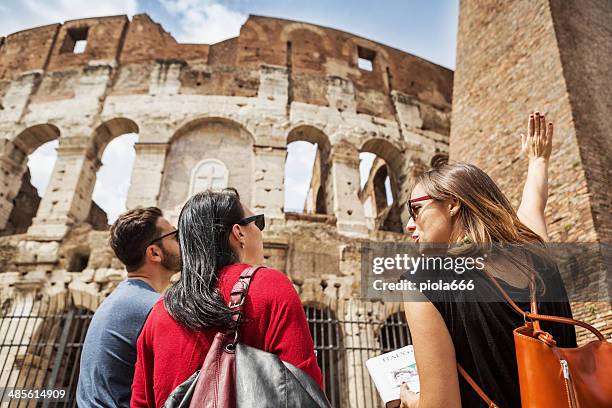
top-left (451, 0), bottom-right (612, 343)
top-left (0, 14), bottom-right (451, 406)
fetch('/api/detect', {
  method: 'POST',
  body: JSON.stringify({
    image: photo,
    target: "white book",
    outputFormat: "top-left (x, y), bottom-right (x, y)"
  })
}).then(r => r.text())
top-left (366, 345), bottom-right (420, 408)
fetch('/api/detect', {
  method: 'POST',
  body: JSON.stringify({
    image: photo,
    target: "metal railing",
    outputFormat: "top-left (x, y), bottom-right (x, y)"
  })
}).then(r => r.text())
top-left (305, 302), bottom-right (411, 408)
top-left (0, 293), bottom-right (93, 407)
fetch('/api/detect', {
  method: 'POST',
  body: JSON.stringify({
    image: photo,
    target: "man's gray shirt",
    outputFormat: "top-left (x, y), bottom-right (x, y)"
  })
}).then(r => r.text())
top-left (76, 279), bottom-right (159, 407)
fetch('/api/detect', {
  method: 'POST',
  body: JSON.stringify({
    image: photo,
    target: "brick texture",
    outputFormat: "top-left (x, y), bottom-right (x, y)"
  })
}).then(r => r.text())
top-left (451, 0), bottom-right (611, 344)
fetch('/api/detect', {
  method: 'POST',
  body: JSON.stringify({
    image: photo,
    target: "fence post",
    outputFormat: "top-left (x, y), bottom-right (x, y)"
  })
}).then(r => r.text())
top-left (42, 305), bottom-right (74, 408)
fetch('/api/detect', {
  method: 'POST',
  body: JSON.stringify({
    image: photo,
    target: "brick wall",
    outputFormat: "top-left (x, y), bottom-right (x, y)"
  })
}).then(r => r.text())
top-left (451, 0), bottom-right (611, 343)
top-left (0, 14), bottom-right (453, 120)
top-left (0, 24), bottom-right (59, 80)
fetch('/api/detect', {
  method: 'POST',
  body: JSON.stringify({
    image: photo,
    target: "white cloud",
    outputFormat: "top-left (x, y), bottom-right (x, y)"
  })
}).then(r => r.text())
top-left (92, 133), bottom-right (138, 223)
top-left (1, 0), bottom-right (137, 36)
top-left (159, 0), bottom-right (246, 44)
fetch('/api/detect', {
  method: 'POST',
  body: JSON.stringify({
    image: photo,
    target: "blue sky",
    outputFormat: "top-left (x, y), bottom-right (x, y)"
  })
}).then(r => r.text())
top-left (1, 0), bottom-right (458, 222)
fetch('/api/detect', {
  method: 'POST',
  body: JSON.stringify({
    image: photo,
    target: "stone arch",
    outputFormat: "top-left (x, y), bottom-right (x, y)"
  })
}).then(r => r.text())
top-left (286, 125), bottom-right (332, 214)
top-left (159, 117), bottom-right (255, 223)
top-left (24, 118), bottom-right (140, 238)
top-left (12, 123), bottom-right (61, 157)
top-left (87, 117), bottom-right (140, 225)
top-left (360, 138), bottom-right (404, 232)
top-left (91, 117), bottom-right (139, 160)
top-left (169, 115), bottom-right (256, 145)
top-left (0, 124), bottom-right (61, 232)
top-left (279, 23), bottom-right (333, 54)
top-left (360, 138), bottom-right (403, 177)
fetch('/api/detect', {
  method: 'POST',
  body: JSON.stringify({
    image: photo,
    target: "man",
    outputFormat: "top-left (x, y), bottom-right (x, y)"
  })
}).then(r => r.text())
top-left (76, 207), bottom-right (181, 407)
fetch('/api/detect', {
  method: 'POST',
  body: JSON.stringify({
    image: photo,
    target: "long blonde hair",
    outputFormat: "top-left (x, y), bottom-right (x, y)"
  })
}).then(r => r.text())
top-left (417, 162), bottom-right (553, 293)
top-left (416, 162), bottom-right (544, 246)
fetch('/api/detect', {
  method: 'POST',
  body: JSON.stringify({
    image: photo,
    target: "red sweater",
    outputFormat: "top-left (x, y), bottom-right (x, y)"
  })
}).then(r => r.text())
top-left (131, 264), bottom-right (323, 407)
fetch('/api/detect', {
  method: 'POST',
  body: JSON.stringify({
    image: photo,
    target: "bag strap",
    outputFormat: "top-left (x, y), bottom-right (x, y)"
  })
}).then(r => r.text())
top-left (227, 265), bottom-right (265, 345)
top-left (479, 267), bottom-right (605, 341)
top-left (457, 261), bottom-right (607, 408)
top-left (457, 364), bottom-right (499, 408)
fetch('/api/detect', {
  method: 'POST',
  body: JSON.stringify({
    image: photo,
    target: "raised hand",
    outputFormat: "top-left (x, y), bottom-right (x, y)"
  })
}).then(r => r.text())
top-left (520, 111), bottom-right (553, 161)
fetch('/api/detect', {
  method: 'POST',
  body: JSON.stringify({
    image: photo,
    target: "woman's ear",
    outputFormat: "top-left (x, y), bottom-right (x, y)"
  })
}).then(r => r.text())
top-left (449, 196), bottom-right (461, 217)
top-left (230, 224), bottom-right (243, 243)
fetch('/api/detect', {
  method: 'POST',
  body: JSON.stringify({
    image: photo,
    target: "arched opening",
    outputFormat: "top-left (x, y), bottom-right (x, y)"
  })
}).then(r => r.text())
top-left (92, 136), bottom-right (138, 226)
top-left (359, 139), bottom-right (403, 232)
top-left (1, 124), bottom-right (60, 236)
top-left (304, 304), bottom-right (343, 407)
top-left (284, 126), bottom-right (331, 214)
top-left (159, 117), bottom-right (255, 225)
top-left (89, 118), bottom-right (139, 226)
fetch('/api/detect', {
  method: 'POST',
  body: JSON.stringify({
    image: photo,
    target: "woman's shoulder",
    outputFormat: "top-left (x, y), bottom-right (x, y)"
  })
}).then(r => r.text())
top-left (225, 263), bottom-right (293, 285)
top-left (241, 265), bottom-right (300, 308)
top-left (250, 265), bottom-right (296, 292)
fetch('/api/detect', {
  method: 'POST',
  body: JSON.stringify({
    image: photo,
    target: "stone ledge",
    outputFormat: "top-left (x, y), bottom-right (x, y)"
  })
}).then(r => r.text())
top-left (285, 212), bottom-right (337, 225)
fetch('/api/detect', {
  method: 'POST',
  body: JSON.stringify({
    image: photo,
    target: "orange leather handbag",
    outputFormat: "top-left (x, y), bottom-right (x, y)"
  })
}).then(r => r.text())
top-left (458, 273), bottom-right (612, 408)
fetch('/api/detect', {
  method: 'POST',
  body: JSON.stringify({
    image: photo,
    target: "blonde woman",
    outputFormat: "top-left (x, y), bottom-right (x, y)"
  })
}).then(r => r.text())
top-left (400, 112), bottom-right (576, 407)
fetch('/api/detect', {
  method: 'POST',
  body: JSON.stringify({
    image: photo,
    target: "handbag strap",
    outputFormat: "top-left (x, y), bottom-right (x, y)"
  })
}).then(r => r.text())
top-left (457, 258), bottom-right (607, 408)
top-left (227, 265), bottom-right (265, 344)
top-left (457, 364), bottom-right (499, 408)
top-left (479, 266), bottom-right (605, 341)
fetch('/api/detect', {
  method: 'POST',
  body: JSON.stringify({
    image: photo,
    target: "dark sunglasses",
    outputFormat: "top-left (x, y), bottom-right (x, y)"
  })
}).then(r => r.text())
top-left (237, 214), bottom-right (265, 231)
top-left (406, 195), bottom-right (433, 221)
top-left (147, 230), bottom-right (178, 247)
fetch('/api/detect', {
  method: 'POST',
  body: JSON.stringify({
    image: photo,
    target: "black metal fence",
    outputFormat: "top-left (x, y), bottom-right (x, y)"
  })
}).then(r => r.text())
top-left (0, 293), bottom-right (93, 408)
top-left (305, 301), bottom-right (411, 408)
top-left (0, 293), bottom-right (410, 408)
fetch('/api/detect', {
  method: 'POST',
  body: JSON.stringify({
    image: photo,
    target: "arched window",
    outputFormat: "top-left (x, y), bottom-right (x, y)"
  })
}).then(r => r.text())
top-left (189, 159), bottom-right (229, 196)
top-left (359, 139), bottom-right (404, 233)
top-left (284, 126), bottom-right (331, 215)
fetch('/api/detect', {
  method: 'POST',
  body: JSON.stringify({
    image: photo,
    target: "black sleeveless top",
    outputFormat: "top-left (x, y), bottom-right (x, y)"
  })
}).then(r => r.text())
top-left (403, 254), bottom-right (577, 408)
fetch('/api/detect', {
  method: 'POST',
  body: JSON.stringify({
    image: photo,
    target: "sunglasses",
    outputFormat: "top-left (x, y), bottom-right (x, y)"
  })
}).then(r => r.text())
top-left (147, 230), bottom-right (178, 247)
top-left (237, 214), bottom-right (265, 231)
top-left (406, 195), bottom-right (433, 221)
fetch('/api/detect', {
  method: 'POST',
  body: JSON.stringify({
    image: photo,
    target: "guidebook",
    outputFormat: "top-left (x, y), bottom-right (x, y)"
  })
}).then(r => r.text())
top-left (366, 345), bottom-right (419, 408)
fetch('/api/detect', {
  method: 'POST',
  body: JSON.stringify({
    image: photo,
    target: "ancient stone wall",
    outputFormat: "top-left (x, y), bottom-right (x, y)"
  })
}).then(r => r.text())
top-left (0, 15), bottom-right (451, 403)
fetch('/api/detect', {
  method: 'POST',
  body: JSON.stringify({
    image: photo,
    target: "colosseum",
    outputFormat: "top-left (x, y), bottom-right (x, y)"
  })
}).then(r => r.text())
top-left (0, 11), bottom-right (452, 407)
top-left (1, 1), bottom-right (610, 407)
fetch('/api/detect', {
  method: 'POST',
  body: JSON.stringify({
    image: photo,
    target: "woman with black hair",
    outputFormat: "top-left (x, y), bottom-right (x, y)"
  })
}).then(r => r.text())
top-left (131, 188), bottom-right (323, 408)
